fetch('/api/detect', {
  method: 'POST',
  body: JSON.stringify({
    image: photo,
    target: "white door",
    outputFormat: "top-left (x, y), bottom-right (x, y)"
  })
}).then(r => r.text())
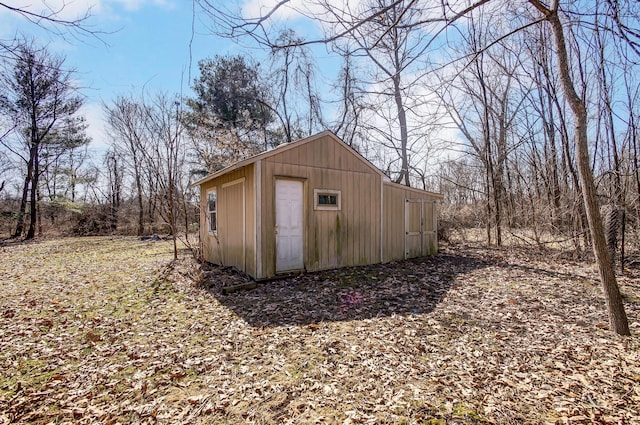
top-left (275, 179), bottom-right (304, 272)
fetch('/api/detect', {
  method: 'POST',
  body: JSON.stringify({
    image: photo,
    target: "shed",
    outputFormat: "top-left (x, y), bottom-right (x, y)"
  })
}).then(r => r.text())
top-left (193, 131), bottom-right (443, 279)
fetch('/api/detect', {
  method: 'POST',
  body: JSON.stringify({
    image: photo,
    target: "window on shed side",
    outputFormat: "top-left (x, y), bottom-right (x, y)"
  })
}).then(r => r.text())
top-left (314, 189), bottom-right (341, 210)
top-left (207, 189), bottom-right (217, 233)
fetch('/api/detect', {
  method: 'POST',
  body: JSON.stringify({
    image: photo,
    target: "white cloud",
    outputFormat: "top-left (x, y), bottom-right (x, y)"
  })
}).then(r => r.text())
top-left (241, 0), bottom-right (310, 21)
top-left (0, 0), bottom-right (101, 21)
top-left (81, 102), bottom-right (110, 154)
top-left (0, 0), bottom-right (173, 22)
top-left (110, 0), bottom-right (172, 12)
top-left (240, 0), bottom-right (363, 30)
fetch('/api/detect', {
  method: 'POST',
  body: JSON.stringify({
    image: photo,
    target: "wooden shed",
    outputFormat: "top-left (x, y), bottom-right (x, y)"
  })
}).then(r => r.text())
top-left (193, 131), bottom-right (443, 279)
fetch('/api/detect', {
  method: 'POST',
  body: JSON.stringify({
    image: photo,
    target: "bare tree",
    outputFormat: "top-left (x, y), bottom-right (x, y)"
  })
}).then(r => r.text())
top-left (327, 0), bottom-right (440, 186)
top-left (0, 149), bottom-right (11, 195)
top-left (0, 2), bottom-right (99, 58)
top-left (331, 51), bottom-right (366, 147)
top-left (196, 0), bottom-right (636, 335)
top-left (0, 40), bottom-right (84, 239)
top-left (435, 8), bottom-right (529, 246)
top-left (528, 0), bottom-right (629, 335)
top-left (269, 29), bottom-right (322, 143)
top-left (105, 149), bottom-right (123, 233)
top-left (105, 96), bottom-right (150, 236)
top-left (140, 93), bottom-right (184, 260)
top-left (621, 59), bottom-right (640, 245)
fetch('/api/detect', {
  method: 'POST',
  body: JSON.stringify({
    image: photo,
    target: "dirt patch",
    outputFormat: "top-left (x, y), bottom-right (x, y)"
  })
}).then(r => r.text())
top-left (0, 237), bottom-right (639, 424)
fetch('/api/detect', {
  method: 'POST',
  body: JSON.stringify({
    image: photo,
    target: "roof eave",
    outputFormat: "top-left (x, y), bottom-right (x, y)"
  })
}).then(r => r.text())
top-left (383, 180), bottom-right (445, 199)
top-left (190, 131), bottom-right (444, 201)
top-left (190, 131), bottom-right (339, 188)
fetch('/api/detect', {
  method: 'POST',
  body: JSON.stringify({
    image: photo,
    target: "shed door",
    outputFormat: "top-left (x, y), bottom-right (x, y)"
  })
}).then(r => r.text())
top-left (275, 179), bottom-right (304, 272)
top-left (422, 200), bottom-right (436, 254)
top-left (221, 179), bottom-right (245, 271)
top-left (405, 199), bottom-right (423, 259)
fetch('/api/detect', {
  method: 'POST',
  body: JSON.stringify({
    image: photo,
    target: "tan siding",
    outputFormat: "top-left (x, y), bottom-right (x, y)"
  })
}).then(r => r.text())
top-left (259, 137), bottom-right (381, 276)
top-left (355, 174), bottom-right (364, 263)
top-left (255, 160), bottom-right (262, 279)
top-left (221, 180), bottom-right (245, 269)
top-left (383, 183), bottom-right (440, 261)
top-left (199, 165), bottom-right (256, 277)
top-left (383, 185), bottom-right (403, 261)
top-left (344, 169), bottom-right (354, 265)
top-left (244, 167), bottom-right (256, 277)
top-left (424, 200), bottom-right (438, 254)
top-left (268, 134), bottom-right (375, 175)
top-left (199, 132), bottom-right (440, 279)
top-left (423, 201), bottom-right (434, 232)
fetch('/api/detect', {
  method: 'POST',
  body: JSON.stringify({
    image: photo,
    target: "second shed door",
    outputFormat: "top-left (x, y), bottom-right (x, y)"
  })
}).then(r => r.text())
top-left (275, 179), bottom-right (304, 272)
top-left (405, 199), bottom-right (423, 259)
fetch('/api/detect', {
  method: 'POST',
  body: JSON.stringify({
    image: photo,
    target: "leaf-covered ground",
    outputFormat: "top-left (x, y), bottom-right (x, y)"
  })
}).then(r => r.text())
top-left (0, 237), bottom-right (639, 424)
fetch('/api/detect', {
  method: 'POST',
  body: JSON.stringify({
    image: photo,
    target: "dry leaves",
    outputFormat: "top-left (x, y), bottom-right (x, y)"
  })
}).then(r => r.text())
top-left (0, 237), bottom-right (639, 424)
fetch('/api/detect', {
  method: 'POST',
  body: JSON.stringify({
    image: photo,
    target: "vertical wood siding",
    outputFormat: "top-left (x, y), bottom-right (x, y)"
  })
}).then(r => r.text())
top-left (383, 183), bottom-right (440, 261)
top-left (200, 165), bottom-right (256, 277)
top-left (259, 134), bottom-right (382, 277)
top-left (220, 180), bottom-right (245, 270)
top-left (198, 132), bottom-right (441, 279)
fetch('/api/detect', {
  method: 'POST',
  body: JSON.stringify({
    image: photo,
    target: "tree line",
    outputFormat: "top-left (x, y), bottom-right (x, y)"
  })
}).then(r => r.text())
top-left (0, 42), bottom-right (324, 251)
top-left (1, 0), bottom-right (639, 334)
top-left (195, 0), bottom-right (639, 334)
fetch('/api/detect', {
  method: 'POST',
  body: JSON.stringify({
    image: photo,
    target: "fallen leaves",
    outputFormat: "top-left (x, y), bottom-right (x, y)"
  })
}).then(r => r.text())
top-left (0, 237), bottom-right (639, 424)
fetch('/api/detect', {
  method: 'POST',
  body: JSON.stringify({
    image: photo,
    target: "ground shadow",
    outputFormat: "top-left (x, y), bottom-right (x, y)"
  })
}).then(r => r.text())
top-left (205, 251), bottom-right (491, 328)
top-left (0, 236), bottom-right (43, 247)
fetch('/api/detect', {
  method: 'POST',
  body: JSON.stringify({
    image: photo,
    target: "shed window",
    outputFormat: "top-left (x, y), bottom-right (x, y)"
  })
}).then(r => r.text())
top-left (207, 189), bottom-right (217, 234)
top-left (314, 189), bottom-right (341, 210)
top-left (319, 194), bottom-right (337, 205)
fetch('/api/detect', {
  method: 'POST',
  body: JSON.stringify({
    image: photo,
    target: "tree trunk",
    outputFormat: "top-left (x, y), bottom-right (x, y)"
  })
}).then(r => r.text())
top-left (134, 164), bottom-right (144, 236)
top-left (392, 73), bottom-right (410, 187)
top-left (109, 154), bottom-right (120, 233)
top-left (485, 164), bottom-right (492, 245)
top-left (620, 207), bottom-right (626, 272)
top-left (37, 186), bottom-right (42, 237)
top-left (12, 162), bottom-right (32, 238)
top-left (25, 142), bottom-right (39, 240)
top-left (479, 63), bottom-right (495, 246)
top-left (543, 4), bottom-right (630, 335)
top-left (604, 205), bottom-right (618, 266)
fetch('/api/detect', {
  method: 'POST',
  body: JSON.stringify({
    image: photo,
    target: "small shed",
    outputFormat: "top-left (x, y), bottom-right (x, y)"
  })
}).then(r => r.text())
top-left (193, 131), bottom-right (443, 279)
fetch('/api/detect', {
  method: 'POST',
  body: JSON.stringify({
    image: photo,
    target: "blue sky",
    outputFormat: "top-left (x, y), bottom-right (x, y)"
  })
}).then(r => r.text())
top-left (1, 0), bottom-right (331, 151)
top-left (1, 0), bottom-right (456, 166)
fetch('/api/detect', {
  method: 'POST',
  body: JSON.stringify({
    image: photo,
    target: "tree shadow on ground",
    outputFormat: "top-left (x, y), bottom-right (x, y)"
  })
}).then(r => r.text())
top-left (0, 236), bottom-right (42, 247)
top-left (204, 251), bottom-right (491, 328)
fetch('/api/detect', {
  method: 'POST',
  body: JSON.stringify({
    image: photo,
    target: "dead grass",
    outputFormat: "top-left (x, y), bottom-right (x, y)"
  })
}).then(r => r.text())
top-left (0, 237), bottom-right (639, 424)
top-left (448, 227), bottom-right (593, 253)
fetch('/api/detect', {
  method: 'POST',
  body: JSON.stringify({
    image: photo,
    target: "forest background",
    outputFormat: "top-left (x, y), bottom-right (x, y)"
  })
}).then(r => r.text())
top-left (1, 1), bottom-right (640, 331)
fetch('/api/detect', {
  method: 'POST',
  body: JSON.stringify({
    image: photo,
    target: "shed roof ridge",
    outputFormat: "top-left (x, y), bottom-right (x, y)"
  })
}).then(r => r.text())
top-left (192, 130), bottom-right (382, 187)
top-left (192, 131), bottom-right (443, 199)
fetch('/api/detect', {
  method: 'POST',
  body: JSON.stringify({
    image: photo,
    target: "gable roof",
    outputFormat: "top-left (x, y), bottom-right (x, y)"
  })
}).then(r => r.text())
top-left (191, 130), bottom-right (443, 199)
top-left (192, 131), bottom-right (383, 187)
